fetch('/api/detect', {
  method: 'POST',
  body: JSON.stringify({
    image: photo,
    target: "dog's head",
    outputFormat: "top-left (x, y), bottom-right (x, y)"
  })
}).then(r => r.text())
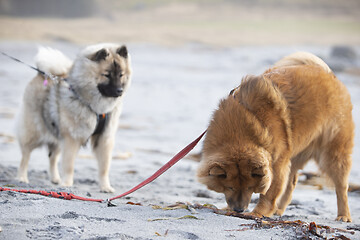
top-left (198, 146), bottom-right (272, 212)
top-left (69, 43), bottom-right (132, 113)
top-left (197, 97), bottom-right (273, 212)
top-left (89, 45), bottom-right (130, 98)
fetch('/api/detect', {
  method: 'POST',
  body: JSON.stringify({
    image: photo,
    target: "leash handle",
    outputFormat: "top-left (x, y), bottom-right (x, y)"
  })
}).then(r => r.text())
top-left (0, 187), bottom-right (103, 202)
top-left (109, 130), bottom-right (207, 201)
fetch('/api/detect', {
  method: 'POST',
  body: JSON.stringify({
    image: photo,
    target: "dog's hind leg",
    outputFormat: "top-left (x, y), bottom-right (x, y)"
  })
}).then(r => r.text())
top-left (320, 126), bottom-right (353, 222)
top-left (61, 136), bottom-right (81, 187)
top-left (17, 147), bottom-right (32, 183)
top-left (333, 173), bottom-right (352, 222)
top-left (321, 153), bottom-right (352, 222)
top-left (48, 143), bottom-right (61, 184)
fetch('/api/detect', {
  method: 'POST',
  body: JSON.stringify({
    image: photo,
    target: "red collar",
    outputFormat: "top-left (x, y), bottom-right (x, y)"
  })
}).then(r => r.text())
top-left (92, 113), bottom-right (108, 135)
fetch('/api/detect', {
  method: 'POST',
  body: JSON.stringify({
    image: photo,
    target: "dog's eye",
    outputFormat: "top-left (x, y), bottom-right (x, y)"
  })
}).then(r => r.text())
top-left (102, 73), bottom-right (110, 78)
top-left (218, 174), bottom-right (227, 179)
top-left (251, 173), bottom-right (264, 178)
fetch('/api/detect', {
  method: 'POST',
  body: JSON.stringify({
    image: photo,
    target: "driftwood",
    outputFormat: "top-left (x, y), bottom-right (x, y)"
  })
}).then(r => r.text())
top-left (299, 171), bottom-right (360, 193)
top-left (192, 203), bottom-right (355, 239)
top-left (151, 202), bottom-right (356, 239)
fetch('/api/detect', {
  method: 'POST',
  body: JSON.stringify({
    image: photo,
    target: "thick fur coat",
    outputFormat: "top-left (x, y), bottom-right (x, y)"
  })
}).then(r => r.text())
top-left (198, 52), bottom-right (354, 222)
top-left (17, 43), bottom-right (132, 192)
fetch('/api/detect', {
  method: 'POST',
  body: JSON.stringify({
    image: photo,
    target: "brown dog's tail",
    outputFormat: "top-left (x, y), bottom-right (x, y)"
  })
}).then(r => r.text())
top-left (273, 52), bottom-right (331, 73)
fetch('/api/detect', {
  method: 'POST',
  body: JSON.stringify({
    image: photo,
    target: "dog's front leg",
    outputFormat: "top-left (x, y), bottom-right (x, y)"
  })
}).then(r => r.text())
top-left (61, 136), bottom-right (81, 187)
top-left (251, 160), bottom-right (290, 218)
top-left (92, 136), bottom-right (115, 193)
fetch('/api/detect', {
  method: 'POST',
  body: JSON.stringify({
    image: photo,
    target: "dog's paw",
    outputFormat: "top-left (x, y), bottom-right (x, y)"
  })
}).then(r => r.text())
top-left (336, 215), bottom-right (352, 222)
top-left (51, 177), bottom-right (61, 185)
top-left (101, 185), bottom-right (115, 193)
top-left (61, 180), bottom-right (73, 187)
top-left (243, 211), bottom-right (263, 219)
top-left (17, 176), bottom-right (29, 183)
top-left (274, 209), bottom-right (285, 216)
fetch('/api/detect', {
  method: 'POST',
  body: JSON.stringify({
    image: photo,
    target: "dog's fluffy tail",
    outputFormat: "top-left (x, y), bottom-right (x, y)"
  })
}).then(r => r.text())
top-left (35, 47), bottom-right (72, 76)
top-left (274, 51), bottom-right (331, 73)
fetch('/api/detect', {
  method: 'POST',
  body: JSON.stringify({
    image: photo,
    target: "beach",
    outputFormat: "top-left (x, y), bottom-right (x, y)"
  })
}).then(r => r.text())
top-left (0, 1), bottom-right (360, 239)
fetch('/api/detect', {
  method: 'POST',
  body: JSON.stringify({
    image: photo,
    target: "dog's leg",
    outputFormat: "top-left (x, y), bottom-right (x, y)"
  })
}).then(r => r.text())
top-left (322, 126), bottom-right (353, 222)
top-left (48, 143), bottom-right (61, 184)
top-left (17, 148), bottom-right (32, 183)
top-left (323, 156), bottom-right (351, 222)
top-left (275, 152), bottom-right (311, 215)
top-left (323, 149), bottom-right (352, 221)
top-left (275, 172), bottom-right (298, 216)
top-left (92, 136), bottom-right (115, 193)
top-left (251, 159), bottom-right (290, 218)
top-left (91, 110), bottom-right (120, 193)
top-left (319, 124), bottom-right (353, 222)
top-left (333, 178), bottom-right (351, 222)
top-left (61, 136), bottom-right (81, 187)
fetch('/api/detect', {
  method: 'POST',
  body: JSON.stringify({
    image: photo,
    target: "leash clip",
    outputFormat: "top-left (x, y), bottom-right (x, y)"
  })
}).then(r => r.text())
top-left (43, 75), bottom-right (48, 87)
top-left (103, 198), bottom-right (117, 207)
top-left (43, 73), bottom-right (60, 86)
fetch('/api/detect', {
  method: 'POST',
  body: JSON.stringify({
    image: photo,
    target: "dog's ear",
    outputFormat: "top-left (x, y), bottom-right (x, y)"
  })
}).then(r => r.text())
top-left (90, 49), bottom-right (108, 62)
top-left (209, 164), bottom-right (227, 178)
top-left (249, 159), bottom-right (271, 194)
top-left (117, 45), bottom-right (128, 59)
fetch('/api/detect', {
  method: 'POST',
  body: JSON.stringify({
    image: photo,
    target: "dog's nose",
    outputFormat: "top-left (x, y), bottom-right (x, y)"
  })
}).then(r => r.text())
top-left (116, 88), bottom-right (123, 96)
top-left (233, 207), bottom-right (245, 213)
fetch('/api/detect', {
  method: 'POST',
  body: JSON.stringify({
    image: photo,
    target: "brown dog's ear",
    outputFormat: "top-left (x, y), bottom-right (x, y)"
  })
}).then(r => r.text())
top-left (117, 45), bottom-right (128, 59)
top-left (89, 48), bottom-right (108, 62)
top-left (251, 164), bottom-right (271, 194)
top-left (209, 164), bottom-right (227, 178)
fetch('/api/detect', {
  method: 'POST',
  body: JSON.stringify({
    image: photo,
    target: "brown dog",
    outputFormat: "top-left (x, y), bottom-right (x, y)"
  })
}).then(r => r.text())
top-left (197, 52), bottom-right (354, 222)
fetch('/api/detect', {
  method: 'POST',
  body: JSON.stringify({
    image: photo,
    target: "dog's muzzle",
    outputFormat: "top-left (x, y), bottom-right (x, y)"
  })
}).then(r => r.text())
top-left (98, 84), bottom-right (123, 98)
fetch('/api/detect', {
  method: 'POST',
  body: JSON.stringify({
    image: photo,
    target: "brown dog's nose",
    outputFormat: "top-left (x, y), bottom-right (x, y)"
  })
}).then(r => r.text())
top-left (234, 207), bottom-right (245, 213)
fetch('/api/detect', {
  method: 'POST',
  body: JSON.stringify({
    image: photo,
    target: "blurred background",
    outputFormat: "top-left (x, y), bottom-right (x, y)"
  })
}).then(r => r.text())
top-left (0, 0), bottom-right (359, 46)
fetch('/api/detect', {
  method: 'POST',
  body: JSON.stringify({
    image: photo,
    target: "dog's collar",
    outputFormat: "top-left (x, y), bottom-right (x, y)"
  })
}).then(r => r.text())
top-left (92, 113), bottom-right (108, 135)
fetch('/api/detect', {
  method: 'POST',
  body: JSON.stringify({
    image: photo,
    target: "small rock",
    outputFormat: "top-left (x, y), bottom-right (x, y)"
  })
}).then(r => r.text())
top-left (331, 46), bottom-right (357, 61)
top-left (194, 190), bottom-right (211, 198)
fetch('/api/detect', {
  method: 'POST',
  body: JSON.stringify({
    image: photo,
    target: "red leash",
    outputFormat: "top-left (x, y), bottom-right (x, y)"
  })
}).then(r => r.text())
top-left (0, 130), bottom-right (207, 205)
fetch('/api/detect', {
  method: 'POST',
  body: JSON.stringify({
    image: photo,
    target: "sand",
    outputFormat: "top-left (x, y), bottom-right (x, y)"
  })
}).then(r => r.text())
top-left (0, 41), bottom-right (359, 239)
top-left (1, 1), bottom-right (360, 239)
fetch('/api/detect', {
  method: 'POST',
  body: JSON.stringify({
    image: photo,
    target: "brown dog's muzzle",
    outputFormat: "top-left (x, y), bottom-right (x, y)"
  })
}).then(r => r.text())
top-left (226, 190), bottom-right (252, 212)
